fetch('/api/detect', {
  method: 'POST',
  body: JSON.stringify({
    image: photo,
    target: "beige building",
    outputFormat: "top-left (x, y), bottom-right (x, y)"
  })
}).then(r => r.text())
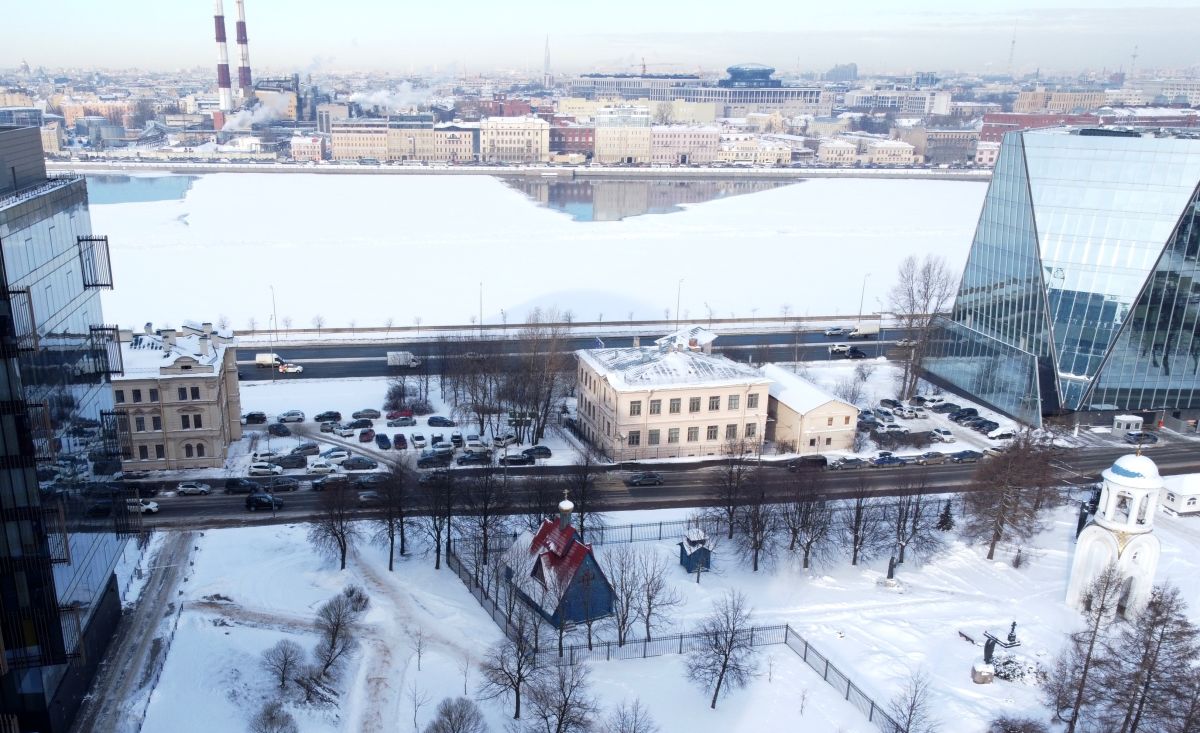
top-left (817, 138), bottom-right (858, 165)
top-left (716, 134), bottom-right (790, 165)
top-left (844, 89), bottom-right (952, 116)
top-left (387, 126), bottom-right (437, 161)
top-left (479, 116), bottom-right (550, 163)
top-left (864, 139), bottom-right (917, 166)
top-left (557, 97), bottom-right (717, 125)
top-left (593, 106), bottom-right (652, 165)
top-left (434, 127), bottom-right (477, 162)
top-left (759, 364), bottom-right (857, 454)
top-left (330, 118), bottom-right (388, 160)
top-left (114, 321), bottom-right (242, 470)
top-left (974, 140), bottom-right (1001, 167)
top-left (40, 122), bottom-right (63, 154)
top-left (806, 117), bottom-right (851, 137)
top-left (1014, 89), bottom-right (1106, 114)
top-left (575, 327), bottom-right (770, 461)
top-left (316, 103), bottom-right (350, 133)
top-left (289, 134), bottom-right (326, 161)
top-left (650, 125), bottom-right (719, 165)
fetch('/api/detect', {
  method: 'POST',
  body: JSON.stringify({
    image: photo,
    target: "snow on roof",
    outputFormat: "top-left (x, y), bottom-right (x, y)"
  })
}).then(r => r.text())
top-left (759, 363), bottom-right (852, 414)
top-left (578, 346), bottom-right (767, 391)
top-left (1103, 454), bottom-right (1163, 490)
top-left (115, 326), bottom-right (231, 381)
top-left (506, 519), bottom-right (595, 617)
top-left (1163, 474), bottom-right (1200, 497)
top-left (680, 528), bottom-right (709, 555)
top-left (654, 325), bottom-right (717, 349)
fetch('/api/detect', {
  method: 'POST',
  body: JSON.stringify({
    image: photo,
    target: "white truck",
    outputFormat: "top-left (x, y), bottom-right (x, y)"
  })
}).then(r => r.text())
top-left (255, 352), bottom-right (284, 368)
top-left (386, 351), bottom-right (421, 368)
top-left (848, 323), bottom-right (880, 339)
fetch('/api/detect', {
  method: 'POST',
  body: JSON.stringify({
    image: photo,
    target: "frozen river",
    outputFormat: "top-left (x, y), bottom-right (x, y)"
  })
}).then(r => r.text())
top-left (88, 172), bottom-right (988, 330)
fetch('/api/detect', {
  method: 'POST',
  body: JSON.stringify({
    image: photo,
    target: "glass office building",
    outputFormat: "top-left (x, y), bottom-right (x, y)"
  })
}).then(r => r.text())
top-left (925, 128), bottom-right (1200, 426)
top-left (0, 126), bottom-right (132, 732)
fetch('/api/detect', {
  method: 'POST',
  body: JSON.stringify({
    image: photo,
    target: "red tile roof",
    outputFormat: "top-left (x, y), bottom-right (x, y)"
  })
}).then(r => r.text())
top-left (528, 518), bottom-right (592, 590)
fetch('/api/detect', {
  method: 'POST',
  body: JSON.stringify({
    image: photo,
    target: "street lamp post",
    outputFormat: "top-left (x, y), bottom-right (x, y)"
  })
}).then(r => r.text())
top-left (270, 285), bottom-right (279, 384)
top-left (857, 273), bottom-right (871, 322)
top-left (675, 278), bottom-right (684, 330)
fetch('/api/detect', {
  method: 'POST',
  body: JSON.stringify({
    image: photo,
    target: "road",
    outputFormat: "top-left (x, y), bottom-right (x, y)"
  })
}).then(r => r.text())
top-left (134, 443), bottom-right (1200, 531)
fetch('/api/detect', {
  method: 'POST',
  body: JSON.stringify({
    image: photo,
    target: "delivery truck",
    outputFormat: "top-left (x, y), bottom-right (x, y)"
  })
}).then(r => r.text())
top-left (848, 323), bottom-right (880, 339)
top-left (255, 352), bottom-right (284, 368)
top-left (386, 351), bottom-right (421, 368)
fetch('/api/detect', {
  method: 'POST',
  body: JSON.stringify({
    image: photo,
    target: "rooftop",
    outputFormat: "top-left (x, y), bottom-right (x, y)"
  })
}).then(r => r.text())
top-left (578, 345), bottom-right (767, 391)
top-left (115, 321), bottom-right (234, 381)
top-left (760, 363), bottom-right (853, 414)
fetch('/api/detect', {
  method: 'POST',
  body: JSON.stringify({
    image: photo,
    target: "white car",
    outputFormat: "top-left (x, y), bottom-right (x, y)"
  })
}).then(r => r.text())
top-left (828, 343), bottom-right (851, 354)
top-left (322, 450), bottom-right (351, 465)
top-left (493, 433), bottom-right (518, 448)
top-left (249, 462), bottom-right (283, 476)
top-left (894, 407), bottom-right (916, 419)
top-left (176, 481), bottom-right (211, 496)
top-left (909, 406), bottom-right (928, 419)
top-left (277, 410), bottom-right (305, 422)
top-left (308, 460), bottom-right (336, 474)
top-left (126, 498), bottom-right (160, 514)
top-left (279, 363), bottom-right (304, 374)
top-left (334, 425), bottom-right (356, 438)
top-left (411, 434), bottom-right (428, 449)
top-left (896, 338), bottom-right (917, 347)
top-left (931, 428), bottom-right (955, 443)
top-left (884, 424), bottom-right (910, 434)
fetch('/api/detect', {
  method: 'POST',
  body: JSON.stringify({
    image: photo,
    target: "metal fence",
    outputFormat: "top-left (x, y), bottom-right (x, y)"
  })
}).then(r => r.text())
top-left (446, 541), bottom-right (903, 733)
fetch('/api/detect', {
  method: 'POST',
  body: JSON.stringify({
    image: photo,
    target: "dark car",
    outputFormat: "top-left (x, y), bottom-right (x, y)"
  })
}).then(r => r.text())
top-left (418, 469), bottom-right (452, 485)
top-left (880, 398), bottom-right (903, 410)
top-left (427, 416), bottom-right (456, 427)
top-left (246, 493), bottom-right (282, 511)
top-left (523, 445), bottom-right (552, 459)
top-left (387, 416), bottom-right (417, 427)
top-left (950, 450), bottom-right (983, 463)
top-left (224, 477), bottom-right (258, 494)
top-left (268, 454), bottom-right (307, 469)
top-left (871, 455), bottom-right (907, 468)
top-left (375, 434), bottom-right (392, 450)
top-left (498, 453), bottom-right (534, 467)
top-left (352, 409), bottom-right (382, 419)
top-left (312, 475), bottom-right (351, 491)
top-left (357, 491), bottom-right (382, 505)
top-left (625, 472), bottom-right (664, 487)
top-left (358, 429), bottom-right (377, 443)
top-left (243, 411), bottom-right (267, 424)
top-left (431, 433), bottom-right (445, 446)
top-left (269, 477), bottom-right (300, 492)
top-left (913, 452), bottom-right (947, 466)
top-left (1125, 431), bottom-right (1159, 445)
top-left (787, 455), bottom-right (828, 471)
top-left (847, 347), bottom-right (868, 359)
top-left (85, 498), bottom-right (115, 517)
top-left (957, 416), bottom-right (986, 428)
top-left (267, 423), bottom-right (292, 437)
top-left (353, 474), bottom-right (388, 488)
top-left (319, 421), bottom-right (337, 433)
top-left (393, 433), bottom-right (408, 450)
top-left (450, 432), bottom-right (464, 448)
top-left (829, 457), bottom-right (868, 470)
top-left (973, 420), bottom-right (1000, 434)
top-left (908, 395), bottom-right (929, 406)
top-left (930, 402), bottom-right (961, 414)
top-left (417, 453), bottom-right (452, 469)
top-left (342, 456), bottom-right (378, 471)
top-left (949, 408), bottom-right (979, 422)
top-left (291, 442), bottom-right (321, 457)
top-left (457, 451), bottom-right (493, 466)
top-left (347, 418), bottom-right (374, 430)
top-left (314, 411), bottom-right (342, 423)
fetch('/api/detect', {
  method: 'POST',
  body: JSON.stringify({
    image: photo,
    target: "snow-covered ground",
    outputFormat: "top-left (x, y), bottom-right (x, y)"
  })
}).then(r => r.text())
top-left (90, 173), bottom-right (986, 330)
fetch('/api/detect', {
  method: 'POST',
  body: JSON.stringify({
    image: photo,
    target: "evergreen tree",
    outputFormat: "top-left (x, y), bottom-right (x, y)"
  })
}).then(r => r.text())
top-left (935, 498), bottom-right (955, 531)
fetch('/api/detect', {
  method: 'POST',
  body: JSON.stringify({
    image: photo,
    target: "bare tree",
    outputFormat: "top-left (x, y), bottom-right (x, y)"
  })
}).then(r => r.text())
top-left (423, 697), bottom-right (488, 733)
top-left (604, 544), bottom-right (641, 647)
top-left (217, 314), bottom-right (230, 330)
top-left (635, 549), bottom-right (682, 642)
top-left (564, 451), bottom-right (602, 540)
top-left (416, 470), bottom-right (457, 569)
top-left (462, 464), bottom-right (511, 565)
top-left (839, 484), bottom-right (889, 566)
top-left (409, 681), bottom-right (433, 733)
top-left (780, 471), bottom-right (835, 570)
top-left (602, 699), bottom-right (659, 733)
top-left (962, 431), bottom-right (1061, 560)
top-left (384, 317), bottom-right (395, 339)
top-left (888, 669), bottom-right (939, 733)
top-left (247, 316), bottom-right (258, 332)
top-left (988, 717), bottom-right (1050, 733)
top-left (281, 315), bottom-right (293, 330)
top-left (712, 438), bottom-right (753, 539)
top-left (249, 700), bottom-right (299, 733)
top-left (1044, 563), bottom-right (1125, 733)
top-left (1169, 667), bottom-right (1200, 733)
top-left (412, 629), bottom-right (428, 671)
top-left (262, 639), bottom-right (304, 689)
top-left (309, 486), bottom-right (362, 571)
top-left (526, 659), bottom-right (599, 733)
top-left (311, 314), bottom-right (325, 336)
top-left (889, 474), bottom-right (942, 565)
top-left (314, 592), bottom-right (365, 678)
top-left (371, 469), bottom-right (410, 571)
top-left (478, 608), bottom-right (545, 719)
top-left (520, 475), bottom-right (561, 532)
top-left (887, 253), bottom-right (957, 399)
top-left (687, 590), bottom-right (758, 709)
top-left (734, 468), bottom-right (775, 572)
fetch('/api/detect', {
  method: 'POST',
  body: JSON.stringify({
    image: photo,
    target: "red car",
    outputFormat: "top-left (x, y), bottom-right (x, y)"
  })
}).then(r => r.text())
top-left (359, 429), bottom-right (376, 442)
top-left (385, 409), bottom-right (414, 420)
top-left (393, 433), bottom-right (407, 449)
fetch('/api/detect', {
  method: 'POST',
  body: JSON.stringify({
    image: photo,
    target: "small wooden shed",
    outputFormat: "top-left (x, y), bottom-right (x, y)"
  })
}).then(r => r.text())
top-left (678, 528), bottom-right (712, 573)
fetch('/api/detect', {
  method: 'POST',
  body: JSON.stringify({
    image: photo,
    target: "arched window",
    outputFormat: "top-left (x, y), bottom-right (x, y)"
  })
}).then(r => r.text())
top-left (196, 443), bottom-right (206, 457)
top-left (184, 444), bottom-right (194, 458)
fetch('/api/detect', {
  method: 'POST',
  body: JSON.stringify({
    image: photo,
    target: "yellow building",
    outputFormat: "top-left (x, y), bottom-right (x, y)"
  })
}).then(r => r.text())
top-left (817, 139), bottom-right (858, 165)
top-left (330, 119), bottom-right (388, 160)
top-left (479, 116), bottom-right (550, 163)
top-left (759, 364), bottom-right (858, 454)
top-left (1014, 90), bottom-right (1106, 113)
top-left (716, 134), bottom-right (790, 165)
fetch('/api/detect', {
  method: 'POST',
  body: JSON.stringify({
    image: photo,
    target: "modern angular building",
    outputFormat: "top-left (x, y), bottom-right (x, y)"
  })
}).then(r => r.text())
top-left (925, 128), bottom-right (1200, 427)
top-left (0, 126), bottom-right (132, 731)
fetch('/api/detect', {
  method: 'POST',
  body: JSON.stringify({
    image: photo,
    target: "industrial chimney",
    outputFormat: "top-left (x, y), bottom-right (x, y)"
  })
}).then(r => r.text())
top-left (213, 0), bottom-right (234, 112)
top-left (235, 0), bottom-right (253, 101)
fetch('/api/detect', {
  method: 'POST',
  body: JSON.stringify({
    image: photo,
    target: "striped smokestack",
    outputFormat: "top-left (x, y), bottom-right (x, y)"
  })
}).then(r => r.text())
top-left (214, 0), bottom-right (234, 111)
top-left (235, 0), bottom-right (253, 101)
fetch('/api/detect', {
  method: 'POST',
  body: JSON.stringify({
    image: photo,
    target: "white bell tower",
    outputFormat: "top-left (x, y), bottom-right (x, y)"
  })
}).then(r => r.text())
top-left (1066, 454), bottom-right (1161, 619)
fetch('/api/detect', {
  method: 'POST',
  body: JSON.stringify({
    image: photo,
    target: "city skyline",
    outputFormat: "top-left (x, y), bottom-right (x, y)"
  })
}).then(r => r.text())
top-left (5, 1), bottom-right (1200, 76)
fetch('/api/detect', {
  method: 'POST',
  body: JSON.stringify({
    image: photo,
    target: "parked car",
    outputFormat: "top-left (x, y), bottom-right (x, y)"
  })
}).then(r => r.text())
top-left (896, 338), bottom-right (918, 347)
top-left (314, 411), bottom-right (342, 423)
top-left (950, 450), bottom-right (983, 463)
top-left (428, 416), bottom-right (456, 427)
top-left (913, 452), bottom-right (947, 466)
top-left (375, 434), bottom-right (392, 450)
top-left (829, 457), bottom-right (868, 470)
top-left (393, 434), bottom-right (408, 450)
top-left (269, 477), bottom-right (300, 492)
top-left (431, 443), bottom-right (455, 457)
top-left (930, 403), bottom-right (961, 414)
top-left (824, 327), bottom-right (849, 337)
top-left (319, 421), bottom-right (337, 433)
top-left (126, 498), bottom-right (160, 514)
top-left (625, 472), bottom-right (664, 487)
top-left (457, 451), bottom-right (493, 466)
top-left (320, 448), bottom-right (351, 463)
top-left (278, 410), bottom-right (305, 423)
top-left (828, 343), bottom-right (851, 354)
top-left (312, 475), bottom-right (351, 491)
top-left (176, 481), bottom-right (211, 495)
top-left (973, 420), bottom-right (1001, 434)
top-left (249, 462), bottom-right (283, 476)
top-left (246, 493), bottom-right (282, 511)
top-left (1125, 431), bottom-right (1159, 445)
top-left (279, 363), bottom-right (304, 374)
top-left (983, 446), bottom-right (1009, 457)
top-left (358, 429), bottom-right (376, 443)
top-left (291, 442), bottom-right (321, 457)
top-left (385, 410), bottom-right (404, 420)
top-left (417, 453), bottom-right (452, 469)
top-left (243, 411), bottom-right (267, 424)
top-left (949, 408), bottom-right (980, 422)
top-left (308, 460), bottom-right (336, 474)
top-left (387, 416), bottom-right (417, 427)
top-left (880, 399), bottom-right (903, 409)
top-left (873, 409), bottom-right (895, 424)
top-left (465, 435), bottom-right (488, 452)
top-left (909, 407), bottom-right (928, 419)
top-left (894, 407), bottom-right (916, 419)
top-left (882, 424), bottom-right (910, 435)
top-left (788, 455), bottom-right (828, 471)
top-left (342, 456), bottom-right (378, 471)
top-left (498, 453), bottom-right (534, 467)
top-left (958, 416), bottom-right (987, 428)
top-left (871, 455), bottom-right (907, 468)
top-left (224, 478), bottom-right (258, 494)
top-left (267, 423), bottom-right (292, 437)
top-left (930, 428), bottom-right (955, 442)
top-left (450, 432), bottom-right (464, 448)
top-left (418, 469), bottom-right (452, 485)
top-left (493, 433), bottom-right (518, 448)
top-left (352, 409), bottom-right (381, 419)
top-left (988, 428), bottom-right (1015, 441)
top-left (347, 418), bottom-right (374, 429)
top-left (412, 434), bottom-right (428, 448)
top-left (523, 445), bottom-right (552, 459)
top-left (431, 433), bottom-right (445, 446)
top-left (268, 454), bottom-right (307, 469)
top-left (908, 395), bottom-right (929, 406)
top-left (334, 425), bottom-right (356, 437)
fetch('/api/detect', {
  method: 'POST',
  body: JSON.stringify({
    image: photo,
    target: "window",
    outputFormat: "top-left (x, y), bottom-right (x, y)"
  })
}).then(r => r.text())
top-left (827, 417), bottom-right (834, 427)
top-left (181, 414), bottom-right (190, 429)
top-left (132, 389), bottom-right (142, 403)
top-left (194, 414), bottom-right (203, 429)
top-left (844, 416), bottom-right (851, 425)
top-left (191, 386), bottom-right (200, 400)
top-left (747, 393), bottom-right (759, 409)
top-left (648, 429), bottom-right (660, 446)
top-left (809, 438), bottom-right (816, 447)
top-left (177, 387), bottom-right (187, 401)
top-left (185, 444), bottom-right (194, 458)
top-left (149, 388), bottom-right (158, 402)
top-left (708, 396), bottom-right (721, 411)
top-left (669, 398), bottom-right (681, 414)
top-left (627, 431), bottom-right (641, 447)
top-left (687, 427), bottom-right (699, 442)
top-left (728, 395), bottom-right (740, 411)
top-left (115, 390), bottom-right (125, 403)
top-left (152, 416), bottom-right (161, 431)
top-left (1189, 498), bottom-right (1198, 507)
top-left (629, 401), bottom-right (642, 417)
top-left (825, 437), bottom-right (832, 446)
top-left (706, 425), bottom-right (718, 441)
top-left (668, 428), bottom-right (680, 444)
top-left (649, 400), bottom-right (661, 415)
top-left (197, 443), bottom-right (206, 457)
top-left (689, 397), bottom-right (701, 413)
top-left (138, 445), bottom-right (148, 460)
top-left (155, 444), bottom-right (164, 459)
top-left (726, 424), bottom-right (737, 440)
top-left (134, 416), bottom-right (145, 432)
top-left (746, 423), bottom-right (756, 439)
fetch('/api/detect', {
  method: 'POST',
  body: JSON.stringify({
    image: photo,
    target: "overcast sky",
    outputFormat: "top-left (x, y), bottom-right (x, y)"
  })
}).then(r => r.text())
top-left (6, 1), bottom-right (1199, 76)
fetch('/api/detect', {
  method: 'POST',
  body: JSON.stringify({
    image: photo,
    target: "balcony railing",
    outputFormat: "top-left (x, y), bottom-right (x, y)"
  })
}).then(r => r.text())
top-left (87, 325), bottom-right (123, 376)
top-left (99, 409), bottom-right (133, 460)
top-left (1, 289), bottom-right (38, 353)
top-left (77, 235), bottom-right (114, 289)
